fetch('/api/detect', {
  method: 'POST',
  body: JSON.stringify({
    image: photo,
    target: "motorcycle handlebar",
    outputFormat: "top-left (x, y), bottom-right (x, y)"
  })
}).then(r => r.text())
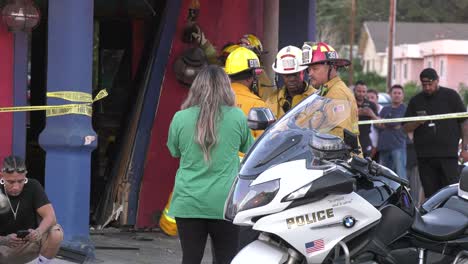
top-left (369, 160), bottom-right (410, 187)
top-left (349, 156), bottom-right (409, 187)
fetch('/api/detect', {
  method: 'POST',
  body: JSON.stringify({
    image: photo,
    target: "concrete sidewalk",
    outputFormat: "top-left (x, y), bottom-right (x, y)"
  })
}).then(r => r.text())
top-left (89, 230), bottom-right (213, 264)
top-left (29, 229), bottom-right (212, 264)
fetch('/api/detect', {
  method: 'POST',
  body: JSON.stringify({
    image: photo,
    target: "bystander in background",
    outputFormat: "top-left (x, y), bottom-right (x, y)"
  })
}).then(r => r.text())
top-left (404, 68), bottom-right (468, 197)
top-left (355, 80), bottom-right (379, 157)
top-left (376, 84), bottom-right (407, 180)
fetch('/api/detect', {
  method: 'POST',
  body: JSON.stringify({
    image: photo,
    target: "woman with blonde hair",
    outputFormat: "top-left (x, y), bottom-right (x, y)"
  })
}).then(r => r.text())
top-left (167, 65), bottom-right (253, 264)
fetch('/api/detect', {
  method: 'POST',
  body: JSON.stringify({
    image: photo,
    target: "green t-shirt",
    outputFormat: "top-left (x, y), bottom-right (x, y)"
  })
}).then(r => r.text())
top-left (167, 106), bottom-right (254, 219)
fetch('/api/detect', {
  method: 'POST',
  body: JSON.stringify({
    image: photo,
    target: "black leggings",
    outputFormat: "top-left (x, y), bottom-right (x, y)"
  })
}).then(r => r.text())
top-left (175, 217), bottom-right (239, 264)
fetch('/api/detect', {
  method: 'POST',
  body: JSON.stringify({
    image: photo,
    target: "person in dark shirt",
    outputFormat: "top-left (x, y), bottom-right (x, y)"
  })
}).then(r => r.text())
top-left (377, 84), bottom-right (407, 180)
top-left (0, 156), bottom-right (63, 264)
top-left (355, 80), bottom-right (378, 157)
top-left (404, 68), bottom-right (468, 197)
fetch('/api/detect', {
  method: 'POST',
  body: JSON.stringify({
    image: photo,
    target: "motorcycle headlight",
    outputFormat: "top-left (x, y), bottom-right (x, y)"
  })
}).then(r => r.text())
top-left (225, 178), bottom-right (280, 221)
top-left (282, 182), bottom-right (312, 202)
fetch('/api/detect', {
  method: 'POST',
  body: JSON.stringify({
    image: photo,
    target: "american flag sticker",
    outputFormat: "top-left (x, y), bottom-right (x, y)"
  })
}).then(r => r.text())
top-left (305, 238), bottom-right (325, 254)
top-left (333, 104), bottom-right (345, 113)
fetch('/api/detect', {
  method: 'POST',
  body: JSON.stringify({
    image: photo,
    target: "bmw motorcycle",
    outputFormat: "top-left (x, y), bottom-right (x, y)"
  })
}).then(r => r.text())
top-left (224, 94), bottom-right (468, 264)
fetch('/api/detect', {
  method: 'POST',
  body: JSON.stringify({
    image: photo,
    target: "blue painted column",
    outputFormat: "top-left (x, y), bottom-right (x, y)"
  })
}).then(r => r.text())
top-left (13, 32), bottom-right (28, 158)
top-left (307, 0), bottom-right (316, 42)
top-left (278, 0), bottom-right (315, 87)
top-left (39, 0), bottom-right (96, 256)
top-left (279, 0), bottom-right (316, 48)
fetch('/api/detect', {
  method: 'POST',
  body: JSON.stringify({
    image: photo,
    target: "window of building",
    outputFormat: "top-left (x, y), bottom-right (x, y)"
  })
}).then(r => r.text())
top-left (428, 61), bottom-right (432, 68)
top-left (440, 60), bottom-right (444, 77)
top-left (392, 64), bottom-right (396, 80)
top-left (403, 63), bottom-right (407, 79)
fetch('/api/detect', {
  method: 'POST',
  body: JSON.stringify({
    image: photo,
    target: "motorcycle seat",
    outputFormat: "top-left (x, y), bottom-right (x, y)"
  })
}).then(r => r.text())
top-left (444, 196), bottom-right (468, 217)
top-left (412, 207), bottom-right (468, 241)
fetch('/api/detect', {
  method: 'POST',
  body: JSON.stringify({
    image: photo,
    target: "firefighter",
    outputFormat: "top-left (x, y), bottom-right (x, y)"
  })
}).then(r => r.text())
top-left (266, 45), bottom-right (316, 118)
top-left (300, 41), bottom-right (359, 140)
top-left (238, 34), bottom-right (276, 100)
top-left (190, 28), bottom-right (276, 99)
top-left (225, 47), bottom-right (267, 138)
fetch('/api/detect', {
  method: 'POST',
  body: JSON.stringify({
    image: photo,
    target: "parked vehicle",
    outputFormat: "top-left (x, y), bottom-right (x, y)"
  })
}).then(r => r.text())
top-left (378, 92), bottom-right (391, 108)
top-left (225, 94), bottom-right (468, 264)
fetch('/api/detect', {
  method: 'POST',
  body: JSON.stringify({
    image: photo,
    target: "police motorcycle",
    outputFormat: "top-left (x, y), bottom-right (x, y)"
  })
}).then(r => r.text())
top-left (224, 94), bottom-right (468, 264)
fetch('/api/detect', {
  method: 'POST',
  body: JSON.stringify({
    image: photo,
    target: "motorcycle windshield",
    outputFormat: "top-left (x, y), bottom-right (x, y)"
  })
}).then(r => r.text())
top-left (239, 94), bottom-right (351, 179)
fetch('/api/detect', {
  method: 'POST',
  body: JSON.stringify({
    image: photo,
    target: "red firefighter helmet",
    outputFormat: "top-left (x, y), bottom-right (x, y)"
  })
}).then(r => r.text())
top-left (300, 42), bottom-right (351, 67)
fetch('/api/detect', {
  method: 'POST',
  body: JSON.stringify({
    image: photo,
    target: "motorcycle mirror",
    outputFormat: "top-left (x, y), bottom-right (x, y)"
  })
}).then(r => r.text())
top-left (247, 107), bottom-right (276, 130)
top-left (344, 129), bottom-right (360, 154)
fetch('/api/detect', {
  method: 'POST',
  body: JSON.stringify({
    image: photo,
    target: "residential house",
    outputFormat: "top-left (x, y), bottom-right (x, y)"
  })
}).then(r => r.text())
top-left (359, 21), bottom-right (468, 82)
top-left (394, 40), bottom-right (468, 89)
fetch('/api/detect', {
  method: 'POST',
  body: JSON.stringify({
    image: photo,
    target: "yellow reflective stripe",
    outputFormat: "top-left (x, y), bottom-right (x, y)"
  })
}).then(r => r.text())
top-left (163, 208), bottom-right (176, 223)
top-left (352, 122), bottom-right (359, 134)
top-left (358, 112), bottom-right (468, 125)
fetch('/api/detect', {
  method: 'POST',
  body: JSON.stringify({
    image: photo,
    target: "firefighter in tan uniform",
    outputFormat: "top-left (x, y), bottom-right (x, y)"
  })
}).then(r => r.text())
top-left (300, 42), bottom-right (359, 140)
top-left (266, 45), bottom-right (316, 119)
top-left (224, 47), bottom-right (267, 139)
top-left (238, 34), bottom-right (276, 100)
top-left (191, 28), bottom-right (275, 100)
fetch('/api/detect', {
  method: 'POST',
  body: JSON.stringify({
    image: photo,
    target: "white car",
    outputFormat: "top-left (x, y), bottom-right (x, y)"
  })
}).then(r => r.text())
top-left (378, 92), bottom-right (391, 108)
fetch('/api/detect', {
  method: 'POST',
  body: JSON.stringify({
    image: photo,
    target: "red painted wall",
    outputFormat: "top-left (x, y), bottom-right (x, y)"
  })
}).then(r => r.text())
top-left (131, 20), bottom-right (145, 80)
top-left (137, 0), bottom-right (264, 227)
top-left (0, 22), bottom-right (13, 162)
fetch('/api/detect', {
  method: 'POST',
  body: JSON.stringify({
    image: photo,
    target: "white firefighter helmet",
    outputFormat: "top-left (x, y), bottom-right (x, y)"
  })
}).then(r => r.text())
top-left (272, 45), bottom-right (307, 74)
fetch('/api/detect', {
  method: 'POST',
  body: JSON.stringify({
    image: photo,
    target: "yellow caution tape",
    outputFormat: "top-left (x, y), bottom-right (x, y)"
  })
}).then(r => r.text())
top-left (46, 89), bottom-right (108, 103)
top-left (44, 89), bottom-right (109, 117)
top-left (46, 105), bottom-right (93, 117)
top-left (0, 89), bottom-right (108, 117)
top-left (93, 89), bottom-right (108, 102)
top-left (0, 104), bottom-right (84, 113)
top-left (46, 91), bottom-right (93, 103)
top-left (358, 112), bottom-right (468, 125)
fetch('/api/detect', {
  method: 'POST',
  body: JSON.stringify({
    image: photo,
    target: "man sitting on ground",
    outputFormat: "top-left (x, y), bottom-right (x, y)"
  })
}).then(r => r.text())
top-left (0, 155), bottom-right (63, 264)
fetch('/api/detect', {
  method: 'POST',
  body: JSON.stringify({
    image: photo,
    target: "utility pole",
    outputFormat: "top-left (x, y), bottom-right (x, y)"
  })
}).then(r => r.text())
top-left (263, 0), bottom-right (279, 83)
top-left (349, 0), bottom-right (356, 86)
top-left (386, 0), bottom-right (397, 92)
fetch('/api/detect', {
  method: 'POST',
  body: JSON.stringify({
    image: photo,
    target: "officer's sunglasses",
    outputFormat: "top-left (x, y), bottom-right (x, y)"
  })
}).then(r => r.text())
top-left (1, 168), bottom-right (27, 174)
top-left (420, 78), bottom-right (435, 86)
top-left (2, 178), bottom-right (28, 185)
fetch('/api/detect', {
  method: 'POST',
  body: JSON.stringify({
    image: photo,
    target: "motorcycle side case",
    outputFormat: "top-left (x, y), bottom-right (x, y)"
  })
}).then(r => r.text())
top-left (231, 240), bottom-right (289, 264)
